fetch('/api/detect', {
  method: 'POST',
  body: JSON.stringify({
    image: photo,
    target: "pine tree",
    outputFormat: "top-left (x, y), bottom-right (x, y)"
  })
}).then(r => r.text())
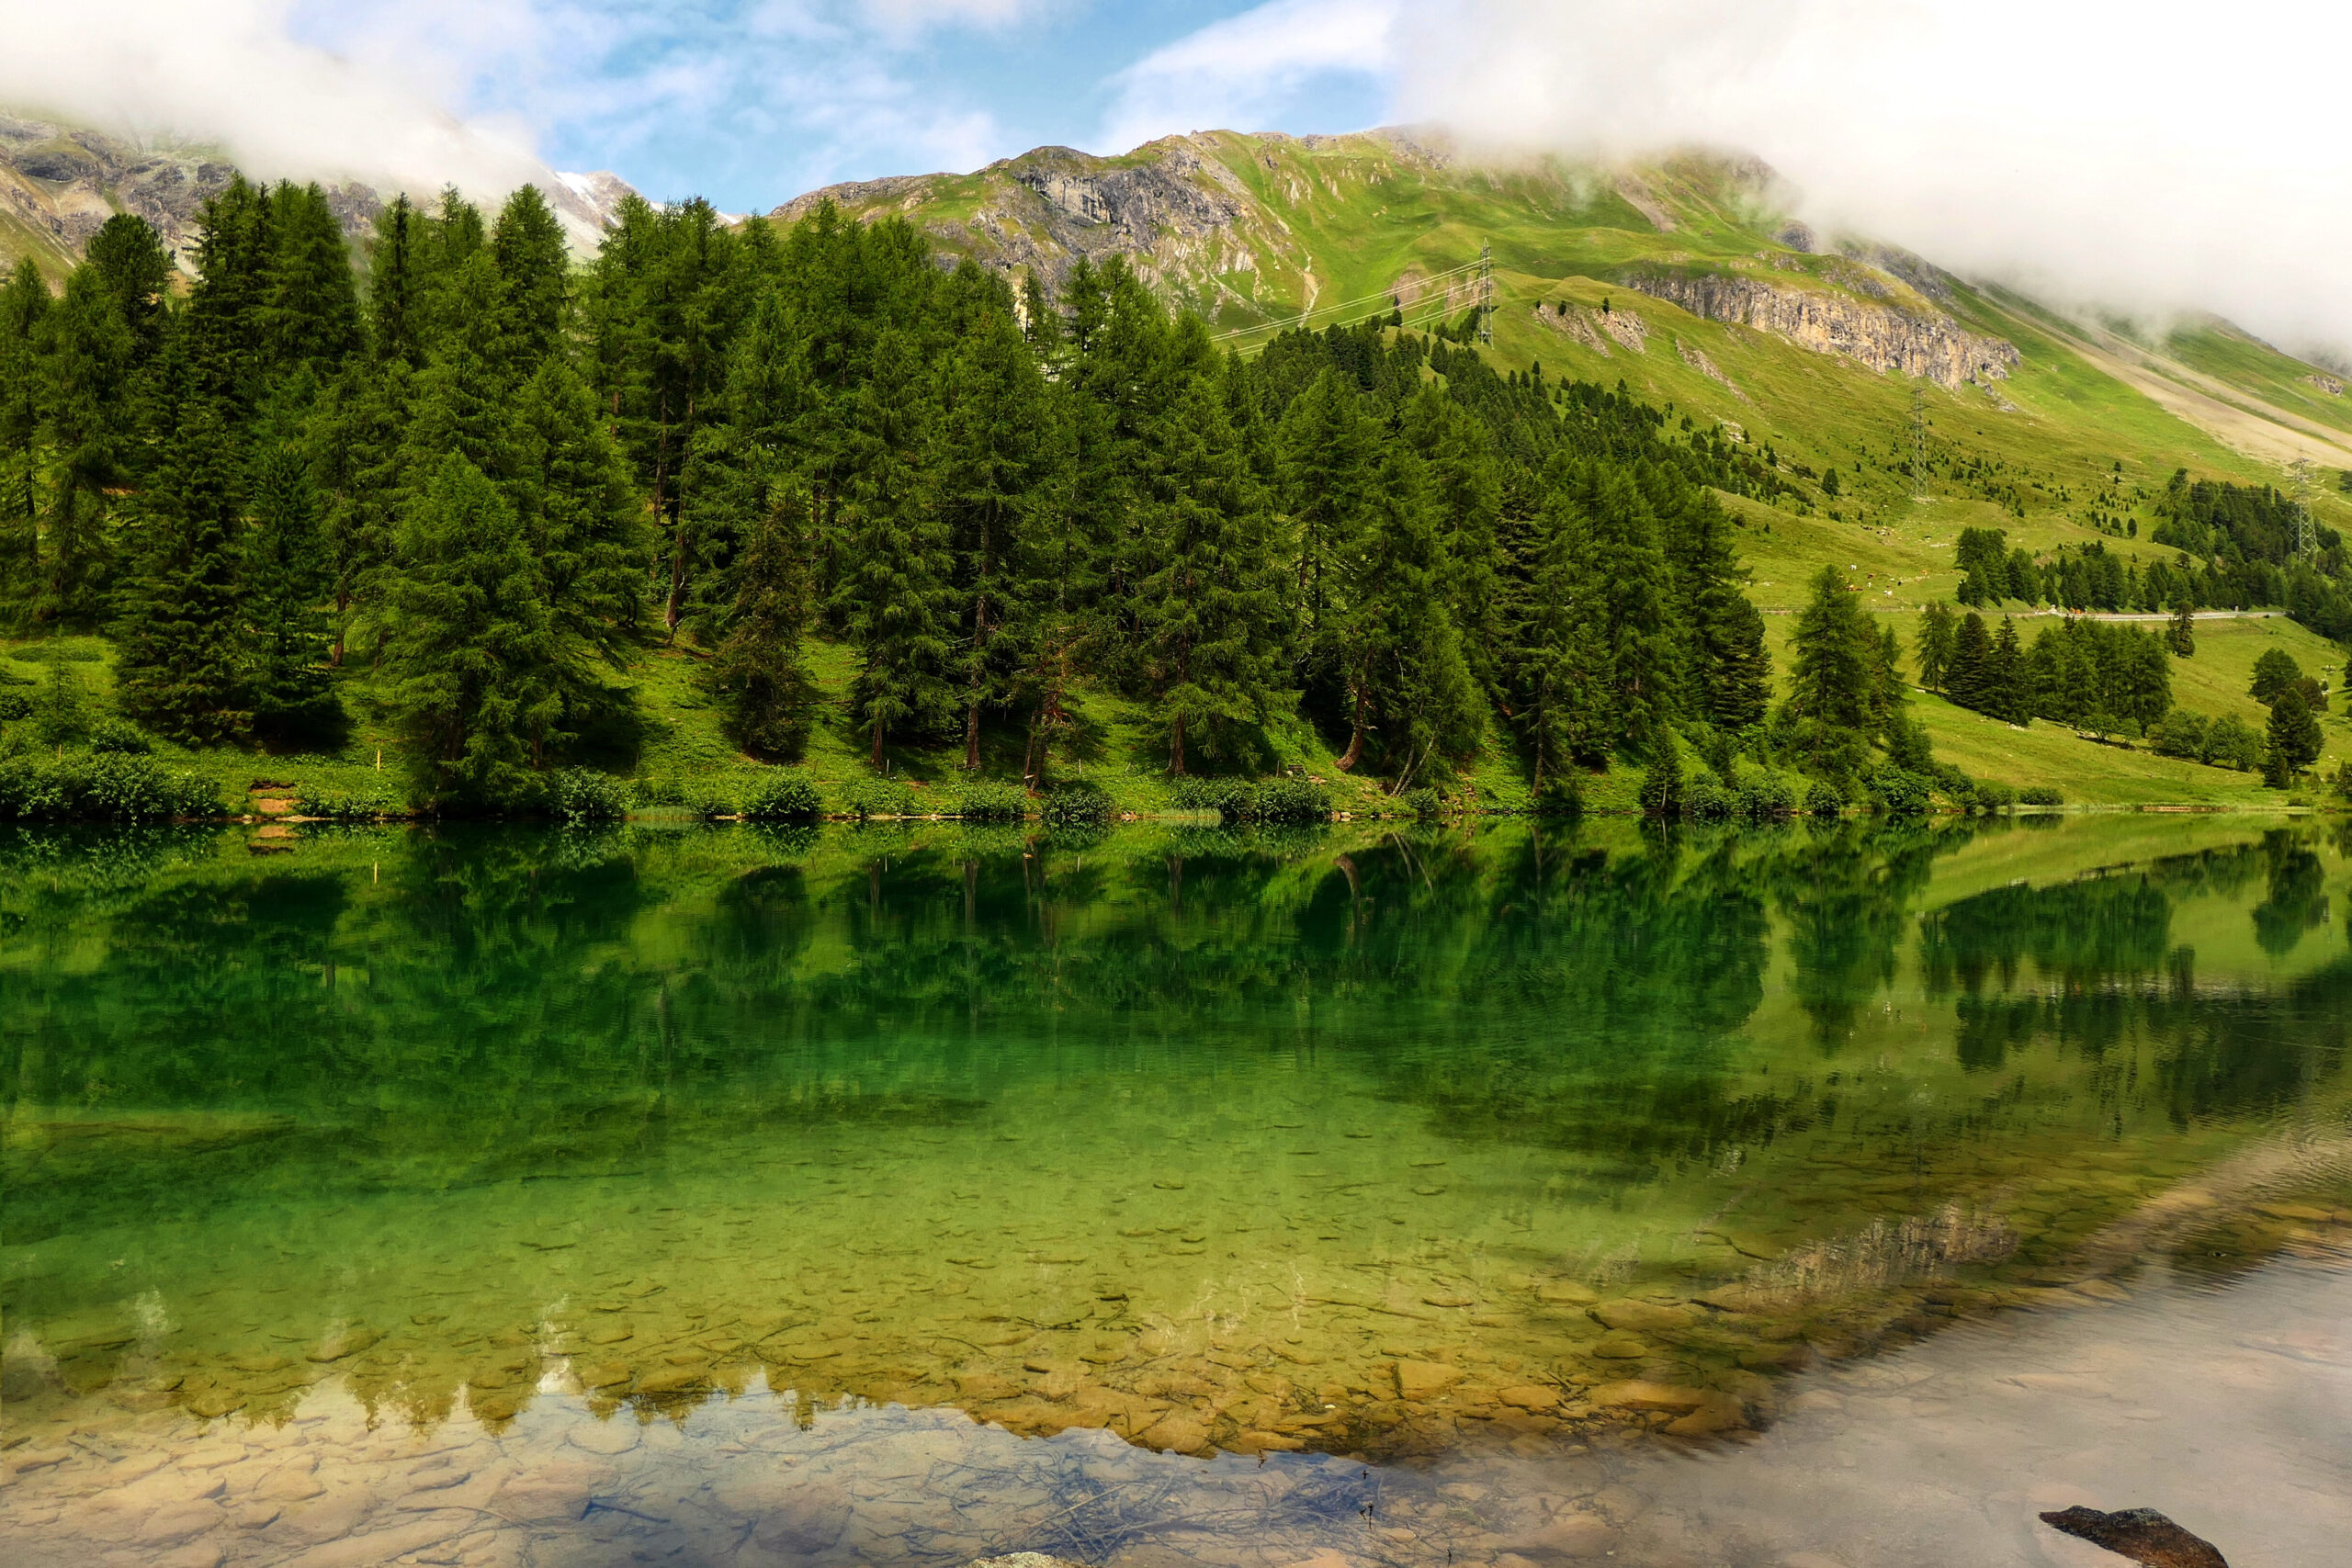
top-left (2167, 600), bottom-right (2195, 656)
top-left (1137, 378), bottom-right (1286, 774)
top-left (1278, 368), bottom-right (1375, 685)
top-left (264, 182), bottom-right (362, 373)
top-left (366, 195), bottom-right (423, 366)
top-left (402, 252), bottom-right (515, 484)
top-left (936, 302), bottom-right (1044, 768)
top-left (1947, 610), bottom-right (1992, 711)
top-left (40, 265), bottom-right (134, 625)
top-left (1653, 464), bottom-right (1763, 730)
top-left (1916, 600), bottom-right (1957, 690)
top-left (1401, 387), bottom-right (1507, 701)
top-left (1786, 566), bottom-right (1871, 731)
top-left (83, 214), bottom-right (174, 366)
top-left (710, 486), bottom-right (816, 758)
top-left (384, 454), bottom-right (562, 807)
top-left (1988, 615), bottom-right (2028, 724)
top-left (116, 398), bottom-right (253, 743)
top-left (0, 257), bottom-right (44, 624)
top-left (242, 443), bottom-right (335, 739)
top-left (832, 331), bottom-right (954, 767)
top-left (1510, 481), bottom-right (1609, 788)
top-left (1336, 446), bottom-right (1483, 780)
top-left (511, 359), bottom-right (646, 660)
top-left (311, 359), bottom-right (412, 663)
top-left (2267, 683), bottom-right (2322, 779)
top-left (490, 185), bottom-right (571, 373)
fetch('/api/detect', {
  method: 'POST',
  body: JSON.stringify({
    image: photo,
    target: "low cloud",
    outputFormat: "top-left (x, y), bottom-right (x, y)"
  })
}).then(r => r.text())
top-left (1390, 0), bottom-right (2352, 359)
top-left (0, 0), bottom-right (554, 196)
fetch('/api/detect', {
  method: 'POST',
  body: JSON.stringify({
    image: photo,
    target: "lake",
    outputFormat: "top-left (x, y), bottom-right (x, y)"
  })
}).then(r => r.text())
top-left (3, 814), bottom-right (2346, 1567)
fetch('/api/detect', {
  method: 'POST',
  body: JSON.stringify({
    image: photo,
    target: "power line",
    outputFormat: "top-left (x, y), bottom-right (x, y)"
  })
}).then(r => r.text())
top-left (1910, 386), bottom-right (1928, 502)
top-left (2293, 457), bottom-right (2316, 556)
top-left (1475, 241), bottom-right (1494, 345)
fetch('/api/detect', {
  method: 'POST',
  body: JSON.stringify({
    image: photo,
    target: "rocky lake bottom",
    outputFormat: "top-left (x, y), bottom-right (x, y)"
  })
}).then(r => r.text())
top-left (5, 815), bottom-right (2349, 1564)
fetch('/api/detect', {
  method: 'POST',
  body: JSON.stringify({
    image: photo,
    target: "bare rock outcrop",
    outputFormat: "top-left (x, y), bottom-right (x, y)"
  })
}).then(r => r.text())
top-left (1, 110), bottom-right (631, 274)
top-left (1623, 269), bottom-right (2018, 389)
top-left (2040, 1506), bottom-right (2228, 1568)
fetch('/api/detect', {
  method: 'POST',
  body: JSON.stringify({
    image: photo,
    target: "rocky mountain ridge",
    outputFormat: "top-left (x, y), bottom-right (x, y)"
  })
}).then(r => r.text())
top-left (0, 110), bottom-right (633, 279)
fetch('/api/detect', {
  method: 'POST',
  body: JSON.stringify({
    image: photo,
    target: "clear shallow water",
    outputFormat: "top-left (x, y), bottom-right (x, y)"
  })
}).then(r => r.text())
top-left (3, 814), bottom-right (2348, 1566)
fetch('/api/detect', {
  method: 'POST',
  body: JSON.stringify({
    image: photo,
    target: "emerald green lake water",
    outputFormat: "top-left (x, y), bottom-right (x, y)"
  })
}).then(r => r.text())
top-left (3, 816), bottom-right (2347, 1567)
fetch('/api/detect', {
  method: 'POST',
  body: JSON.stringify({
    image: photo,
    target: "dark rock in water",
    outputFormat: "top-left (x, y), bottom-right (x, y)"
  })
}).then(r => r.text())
top-left (2039, 1506), bottom-right (2228, 1568)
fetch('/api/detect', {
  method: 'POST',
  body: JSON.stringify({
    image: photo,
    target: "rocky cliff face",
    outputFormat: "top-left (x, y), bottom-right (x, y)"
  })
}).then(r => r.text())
top-left (772, 130), bottom-right (1458, 313)
top-left (1622, 270), bottom-right (2018, 389)
top-left (0, 111), bottom-right (633, 276)
top-left (777, 135), bottom-right (1300, 309)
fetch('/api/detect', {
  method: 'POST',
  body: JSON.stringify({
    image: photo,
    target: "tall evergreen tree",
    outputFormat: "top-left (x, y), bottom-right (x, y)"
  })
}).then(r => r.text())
top-left (384, 454), bottom-right (562, 806)
top-left (490, 185), bottom-right (571, 373)
top-left (264, 182), bottom-right (362, 373)
top-left (1988, 615), bottom-right (2028, 723)
top-left (83, 214), bottom-right (174, 366)
top-left (1947, 610), bottom-right (1992, 711)
top-left (1336, 446), bottom-right (1483, 780)
top-left (935, 299), bottom-right (1044, 768)
top-left (511, 359), bottom-right (646, 661)
top-left (1916, 600), bottom-right (1958, 691)
top-left (2168, 600), bottom-right (2196, 657)
top-left (0, 257), bottom-right (45, 622)
top-left (710, 486), bottom-right (816, 759)
top-left (39, 265), bottom-right (134, 625)
top-left (116, 398), bottom-right (253, 742)
top-left (242, 444), bottom-right (335, 738)
top-left (1137, 378), bottom-right (1286, 774)
top-left (1279, 368), bottom-right (1375, 686)
top-left (832, 331), bottom-right (954, 767)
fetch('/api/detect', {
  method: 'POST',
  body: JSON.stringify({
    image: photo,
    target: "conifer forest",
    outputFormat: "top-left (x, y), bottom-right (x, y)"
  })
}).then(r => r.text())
top-left (2, 179), bottom-right (2345, 818)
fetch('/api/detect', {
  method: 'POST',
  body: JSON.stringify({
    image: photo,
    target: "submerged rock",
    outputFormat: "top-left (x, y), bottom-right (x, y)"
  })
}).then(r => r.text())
top-left (2039, 1506), bottom-right (2228, 1568)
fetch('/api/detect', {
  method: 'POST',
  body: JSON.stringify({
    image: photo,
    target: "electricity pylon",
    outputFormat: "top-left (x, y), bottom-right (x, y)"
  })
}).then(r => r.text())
top-left (1475, 242), bottom-right (1494, 344)
top-left (1910, 386), bottom-right (1928, 502)
top-left (2292, 457), bottom-right (2316, 555)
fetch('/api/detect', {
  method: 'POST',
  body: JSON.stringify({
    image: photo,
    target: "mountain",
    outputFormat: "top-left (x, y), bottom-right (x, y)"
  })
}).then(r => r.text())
top-left (0, 109), bottom-right (634, 281)
top-left (774, 128), bottom-right (2352, 486)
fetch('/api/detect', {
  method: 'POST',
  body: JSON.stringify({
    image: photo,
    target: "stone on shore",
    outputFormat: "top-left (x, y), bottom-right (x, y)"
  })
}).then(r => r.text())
top-left (2039, 1506), bottom-right (2228, 1568)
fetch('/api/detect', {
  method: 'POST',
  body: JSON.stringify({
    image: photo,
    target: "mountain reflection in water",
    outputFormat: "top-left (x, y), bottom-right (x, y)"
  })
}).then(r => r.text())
top-left (2, 815), bottom-right (2346, 1565)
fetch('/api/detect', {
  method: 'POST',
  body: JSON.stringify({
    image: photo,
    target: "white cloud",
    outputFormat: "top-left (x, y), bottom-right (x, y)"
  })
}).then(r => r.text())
top-left (0, 0), bottom-right (553, 195)
top-left (1098, 0), bottom-right (1399, 152)
top-left (1389, 0), bottom-right (2352, 358)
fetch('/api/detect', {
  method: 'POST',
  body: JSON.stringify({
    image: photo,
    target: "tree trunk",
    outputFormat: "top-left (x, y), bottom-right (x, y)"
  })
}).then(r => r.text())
top-left (870, 717), bottom-right (886, 771)
top-left (1169, 711), bottom-right (1187, 776)
top-left (1335, 678), bottom-right (1367, 771)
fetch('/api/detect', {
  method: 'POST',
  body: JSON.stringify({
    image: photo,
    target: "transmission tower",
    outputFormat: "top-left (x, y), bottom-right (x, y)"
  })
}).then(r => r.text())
top-left (2293, 457), bottom-right (2316, 555)
top-left (1909, 386), bottom-right (1928, 502)
top-left (1475, 242), bottom-right (1494, 344)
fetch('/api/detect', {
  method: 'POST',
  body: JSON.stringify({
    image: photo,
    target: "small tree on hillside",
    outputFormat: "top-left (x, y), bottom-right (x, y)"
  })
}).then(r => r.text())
top-left (1916, 600), bottom-right (1957, 692)
top-left (2251, 648), bottom-right (2303, 705)
top-left (2167, 600), bottom-right (2195, 657)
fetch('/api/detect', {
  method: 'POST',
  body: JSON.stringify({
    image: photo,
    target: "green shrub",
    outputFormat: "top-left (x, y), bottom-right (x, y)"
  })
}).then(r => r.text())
top-left (741, 772), bottom-right (822, 821)
top-left (1803, 779), bottom-right (1846, 817)
top-left (1169, 776), bottom-right (1240, 813)
top-left (0, 755), bottom-right (221, 822)
top-left (1532, 772), bottom-right (1584, 818)
top-left (1734, 769), bottom-right (1798, 818)
top-left (87, 717), bottom-right (154, 755)
top-left (1928, 761), bottom-right (1976, 808)
top-left (0, 691), bottom-right (30, 721)
top-left (1681, 774), bottom-right (1734, 818)
top-left (1248, 777), bottom-right (1329, 823)
top-left (2203, 714), bottom-right (2263, 772)
top-left (1638, 746), bottom-right (1685, 816)
top-left (1040, 777), bottom-right (1113, 826)
top-left (1401, 786), bottom-right (1442, 821)
top-left (2148, 709), bottom-right (2208, 760)
top-left (549, 768), bottom-right (629, 823)
top-left (293, 785), bottom-right (403, 821)
top-left (839, 777), bottom-right (915, 819)
top-left (1865, 764), bottom-right (1931, 816)
top-left (1973, 779), bottom-right (2018, 810)
top-left (952, 782), bottom-right (1029, 821)
top-left (2018, 784), bottom-right (2064, 807)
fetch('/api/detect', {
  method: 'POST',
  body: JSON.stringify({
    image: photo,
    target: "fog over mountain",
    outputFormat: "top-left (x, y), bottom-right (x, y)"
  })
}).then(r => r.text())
top-left (3, 0), bottom-right (2342, 362)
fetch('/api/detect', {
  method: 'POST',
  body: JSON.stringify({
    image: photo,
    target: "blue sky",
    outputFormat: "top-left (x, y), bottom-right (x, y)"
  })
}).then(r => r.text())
top-left (288, 0), bottom-right (1399, 210)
